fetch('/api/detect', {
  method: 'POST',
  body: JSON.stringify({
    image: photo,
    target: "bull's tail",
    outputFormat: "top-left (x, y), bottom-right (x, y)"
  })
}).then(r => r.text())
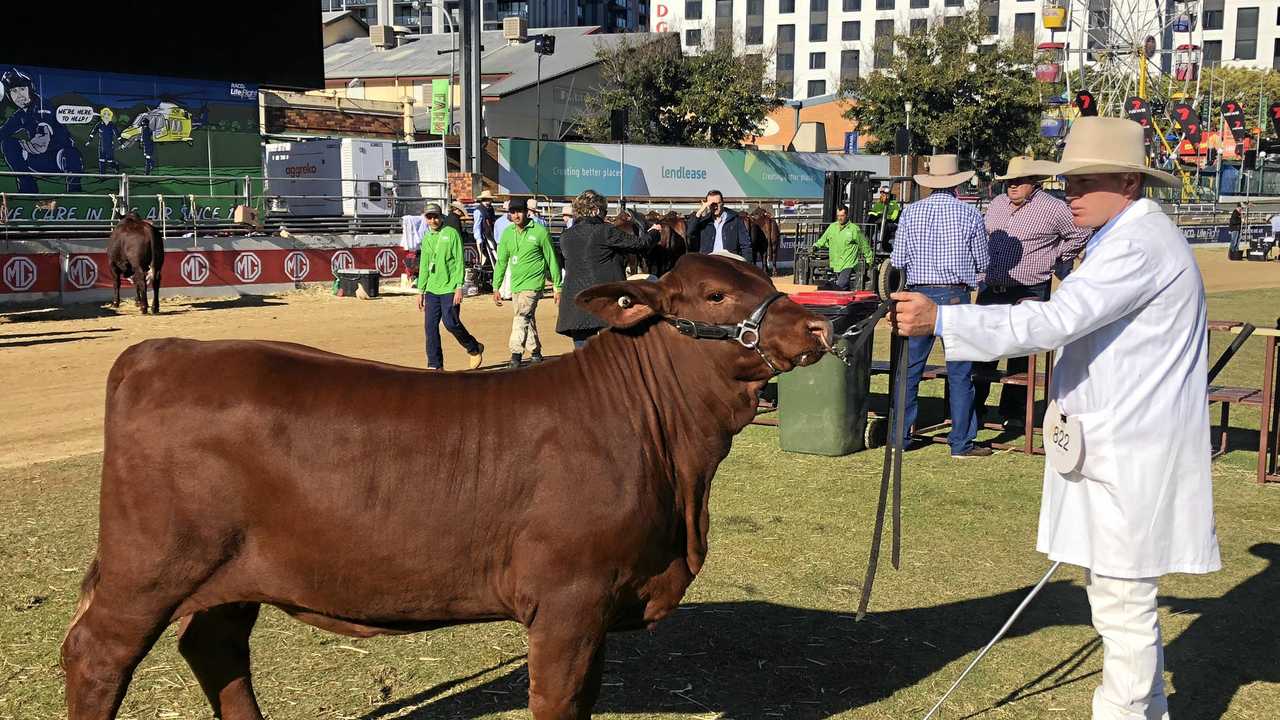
top-left (61, 556), bottom-right (100, 666)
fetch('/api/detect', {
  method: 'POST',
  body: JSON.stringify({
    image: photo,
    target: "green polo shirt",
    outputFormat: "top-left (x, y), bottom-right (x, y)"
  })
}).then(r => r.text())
top-left (814, 221), bottom-right (873, 272)
top-left (417, 225), bottom-right (466, 295)
top-left (494, 220), bottom-right (561, 294)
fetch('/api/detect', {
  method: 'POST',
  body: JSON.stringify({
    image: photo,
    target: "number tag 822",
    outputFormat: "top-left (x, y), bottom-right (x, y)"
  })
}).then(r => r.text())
top-left (1045, 400), bottom-right (1084, 474)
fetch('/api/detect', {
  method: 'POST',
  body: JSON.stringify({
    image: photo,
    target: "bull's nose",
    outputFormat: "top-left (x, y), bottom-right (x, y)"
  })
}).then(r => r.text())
top-left (807, 318), bottom-right (833, 348)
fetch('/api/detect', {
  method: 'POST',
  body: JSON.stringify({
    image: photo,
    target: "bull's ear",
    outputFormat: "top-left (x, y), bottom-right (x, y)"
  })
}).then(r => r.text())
top-left (575, 280), bottom-right (664, 328)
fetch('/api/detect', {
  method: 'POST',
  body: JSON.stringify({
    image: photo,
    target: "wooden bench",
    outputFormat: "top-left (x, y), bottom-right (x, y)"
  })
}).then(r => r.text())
top-left (1206, 323), bottom-right (1280, 483)
top-left (870, 352), bottom-right (1055, 455)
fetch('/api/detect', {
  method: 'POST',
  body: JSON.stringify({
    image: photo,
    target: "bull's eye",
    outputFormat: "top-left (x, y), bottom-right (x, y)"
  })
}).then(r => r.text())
top-left (708, 292), bottom-right (726, 303)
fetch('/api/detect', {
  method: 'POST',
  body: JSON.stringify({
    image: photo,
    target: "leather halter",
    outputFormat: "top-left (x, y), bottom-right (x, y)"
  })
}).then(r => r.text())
top-left (663, 292), bottom-right (789, 374)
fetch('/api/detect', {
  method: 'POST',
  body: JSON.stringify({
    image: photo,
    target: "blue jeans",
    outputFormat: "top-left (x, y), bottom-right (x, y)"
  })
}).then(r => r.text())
top-left (424, 292), bottom-right (480, 368)
top-left (896, 285), bottom-right (979, 454)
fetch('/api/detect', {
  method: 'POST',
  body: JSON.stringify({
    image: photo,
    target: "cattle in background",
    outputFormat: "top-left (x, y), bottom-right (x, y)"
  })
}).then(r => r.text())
top-left (611, 209), bottom-right (688, 277)
top-left (61, 254), bottom-right (832, 720)
top-left (744, 207), bottom-right (781, 277)
top-left (107, 212), bottom-right (164, 314)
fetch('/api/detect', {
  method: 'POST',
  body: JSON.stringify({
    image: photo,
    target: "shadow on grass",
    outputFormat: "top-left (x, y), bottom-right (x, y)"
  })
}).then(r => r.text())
top-left (363, 581), bottom-right (1093, 719)
top-left (1164, 542), bottom-right (1280, 719)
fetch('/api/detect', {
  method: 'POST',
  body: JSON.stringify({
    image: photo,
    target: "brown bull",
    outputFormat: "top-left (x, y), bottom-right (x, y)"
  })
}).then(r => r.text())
top-left (61, 253), bottom-right (832, 720)
top-left (744, 207), bottom-right (781, 277)
top-left (611, 210), bottom-right (688, 277)
top-left (107, 212), bottom-right (164, 314)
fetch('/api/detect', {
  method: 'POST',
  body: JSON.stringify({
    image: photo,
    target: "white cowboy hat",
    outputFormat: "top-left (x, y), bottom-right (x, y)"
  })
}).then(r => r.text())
top-left (477, 189), bottom-right (495, 201)
top-left (995, 155), bottom-right (1059, 181)
top-left (1045, 117), bottom-right (1179, 188)
top-left (913, 155), bottom-right (975, 189)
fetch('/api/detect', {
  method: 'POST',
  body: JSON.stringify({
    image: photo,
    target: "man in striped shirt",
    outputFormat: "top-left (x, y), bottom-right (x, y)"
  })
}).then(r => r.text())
top-left (975, 157), bottom-right (1092, 429)
top-left (890, 155), bottom-right (990, 458)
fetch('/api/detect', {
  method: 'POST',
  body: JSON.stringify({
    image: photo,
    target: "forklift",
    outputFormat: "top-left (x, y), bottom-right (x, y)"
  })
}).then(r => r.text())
top-left (795, 171), bottom-right (907, 297)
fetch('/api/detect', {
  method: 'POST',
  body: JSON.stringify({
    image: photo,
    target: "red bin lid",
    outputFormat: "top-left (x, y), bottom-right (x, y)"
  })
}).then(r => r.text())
top-left (789, 290), bottom-right (879, 306)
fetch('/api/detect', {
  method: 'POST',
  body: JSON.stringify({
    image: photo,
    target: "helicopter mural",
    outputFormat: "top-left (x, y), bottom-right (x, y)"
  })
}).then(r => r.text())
top-left (119, 101), bottom-right (210, 148)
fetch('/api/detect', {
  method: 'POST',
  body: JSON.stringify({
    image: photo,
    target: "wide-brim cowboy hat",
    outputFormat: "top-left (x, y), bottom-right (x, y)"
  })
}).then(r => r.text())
top-left (914, 154), bottom-right (975, 189)
top-left (477, 190), bottom-right (495, 201)
top-left (1044, 117), bottom-right (1179, 188)
top-left (996, 155), bottom-right (1059, 181)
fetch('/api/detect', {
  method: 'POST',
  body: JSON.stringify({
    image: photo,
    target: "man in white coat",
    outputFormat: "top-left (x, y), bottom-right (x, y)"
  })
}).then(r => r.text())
top-left (892, 117), bottom-right (1221, 719)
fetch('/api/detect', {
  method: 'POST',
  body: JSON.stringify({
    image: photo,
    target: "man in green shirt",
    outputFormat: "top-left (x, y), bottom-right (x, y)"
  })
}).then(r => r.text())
top-left (417, 203), bottom-right (484, 371)
top-left (813, 207), bottom-right (873, 290)
top-left (868, 187), bottom-right (903, 249)
top-left (493, 198), bottom-right (562, 368)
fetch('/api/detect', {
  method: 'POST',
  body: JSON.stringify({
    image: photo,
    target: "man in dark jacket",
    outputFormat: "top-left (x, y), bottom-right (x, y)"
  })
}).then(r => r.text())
top-left (556, 189), bottom-right (658, 348)
top-left (684, 190), bottom-right (754, 263)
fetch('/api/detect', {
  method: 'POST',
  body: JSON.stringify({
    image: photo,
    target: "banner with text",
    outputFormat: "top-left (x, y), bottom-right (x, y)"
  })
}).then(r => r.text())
top-left (498, 139), bottom-right (890, 199)
top-left (0, 63), bottom-right (260, 223)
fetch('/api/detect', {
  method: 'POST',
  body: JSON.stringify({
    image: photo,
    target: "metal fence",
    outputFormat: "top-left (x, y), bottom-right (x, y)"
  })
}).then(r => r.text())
top-left (0, 170), bottom-right (448, 242)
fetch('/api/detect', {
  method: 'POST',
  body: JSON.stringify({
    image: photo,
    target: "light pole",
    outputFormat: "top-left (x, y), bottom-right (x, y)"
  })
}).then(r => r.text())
top-left (533, 34), bottom-right (556, 198)
top-left (904, 101), bottom-right (913, 201)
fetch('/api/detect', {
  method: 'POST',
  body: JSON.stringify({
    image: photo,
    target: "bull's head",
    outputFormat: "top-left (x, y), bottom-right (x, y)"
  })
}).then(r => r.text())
top-left (577, 253), bottom-right (832, 381)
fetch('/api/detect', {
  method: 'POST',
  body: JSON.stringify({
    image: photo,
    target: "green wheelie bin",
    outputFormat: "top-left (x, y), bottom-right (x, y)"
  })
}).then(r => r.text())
top-left (778, 291), bottom-right (879, 456)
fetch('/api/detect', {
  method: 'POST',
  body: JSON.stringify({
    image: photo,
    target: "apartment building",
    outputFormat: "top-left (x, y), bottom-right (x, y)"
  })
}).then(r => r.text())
top-left (651, 0), bottom-right (1280, 99)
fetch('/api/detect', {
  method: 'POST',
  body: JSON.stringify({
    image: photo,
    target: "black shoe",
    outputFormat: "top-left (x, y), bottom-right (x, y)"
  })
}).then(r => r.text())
top-left (530, 353), bottom-right (545, 363)
top-left (952, 446), bottom-right (993, 459)
top-left (902, 438), bottom-right (932, 452)
top-left (509, 353), bottom-right (522, 369)
top-left (1001, 417), bottom-right (1025, 432)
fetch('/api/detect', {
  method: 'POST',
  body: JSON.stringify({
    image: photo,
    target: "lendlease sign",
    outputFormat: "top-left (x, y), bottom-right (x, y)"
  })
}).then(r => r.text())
top-left (498, 139), bottom-right (890, 199)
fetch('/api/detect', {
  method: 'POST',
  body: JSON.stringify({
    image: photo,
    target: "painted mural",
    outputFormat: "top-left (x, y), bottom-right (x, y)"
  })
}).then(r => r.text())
top-left (0, 65), bottom-right (260, 223)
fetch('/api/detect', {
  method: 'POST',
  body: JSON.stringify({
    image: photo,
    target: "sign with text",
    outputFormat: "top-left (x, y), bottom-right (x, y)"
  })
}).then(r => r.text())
top-left (498, 140), bottom-right (890, 199)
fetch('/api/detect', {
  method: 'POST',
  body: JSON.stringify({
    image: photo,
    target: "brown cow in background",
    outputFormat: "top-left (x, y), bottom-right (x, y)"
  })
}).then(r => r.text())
top-left (611, 209), bottom-right (688, 277)
top-left (60, 254), bottom-right (832, 720)
top-left (107, 212), bottom-right (164, 314)
top-left (744, 207), bottom-right (781, 277)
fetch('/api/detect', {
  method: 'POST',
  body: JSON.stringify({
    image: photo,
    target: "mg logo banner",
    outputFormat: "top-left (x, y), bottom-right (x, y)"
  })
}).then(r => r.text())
top-left (284, 251), bottom-right (311, 281)
top-left (3, 257), bottom-right (37, 292)
top-left (330, 250), bottom-right (355, 276)
top-left (66, 255), bottom-right (99, 290)
top-left (234, 252), bottom-right (262, 283)
top-left (181, 254), bottom-right (210, 285)
top-left (375, 248), bottom-right (398, 277)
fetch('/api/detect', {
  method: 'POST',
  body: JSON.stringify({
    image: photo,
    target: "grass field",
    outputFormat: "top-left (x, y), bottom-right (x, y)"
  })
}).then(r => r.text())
top-left (1, 289), bottom-right (1278, 719)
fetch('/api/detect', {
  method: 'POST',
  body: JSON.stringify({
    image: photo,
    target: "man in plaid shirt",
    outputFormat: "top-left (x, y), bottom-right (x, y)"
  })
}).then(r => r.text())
top-left (890, 155), bottom-right (990, 458)
top-left (975, 157), bottom-right (1091, 429)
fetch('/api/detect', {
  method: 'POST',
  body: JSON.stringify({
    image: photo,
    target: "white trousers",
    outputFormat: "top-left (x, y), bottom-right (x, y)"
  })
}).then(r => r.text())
top-left (1085, 572), bottom-right (1170, 720)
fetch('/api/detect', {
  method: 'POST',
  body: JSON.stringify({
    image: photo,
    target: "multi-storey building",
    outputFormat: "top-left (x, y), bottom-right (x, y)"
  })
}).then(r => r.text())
top-left (320, 0), bottom-right (647, 33)
top-left (651, 0), bottom-right (1280, 100)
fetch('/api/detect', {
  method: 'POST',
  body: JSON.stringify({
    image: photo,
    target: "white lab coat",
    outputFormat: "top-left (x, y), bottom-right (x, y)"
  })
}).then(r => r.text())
top-left (938, 199), bottom-right (1221, 579)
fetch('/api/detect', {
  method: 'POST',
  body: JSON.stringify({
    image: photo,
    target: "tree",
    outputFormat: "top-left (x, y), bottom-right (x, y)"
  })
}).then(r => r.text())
top-left (1200, 66), bottom-right (1280, 134)
top-left (841, 14), bottom-right (1051, 176)
top-left (579, 34), bottom-right (783, 148)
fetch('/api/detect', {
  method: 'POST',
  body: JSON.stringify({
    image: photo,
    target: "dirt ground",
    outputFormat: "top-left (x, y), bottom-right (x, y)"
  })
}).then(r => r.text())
top-left (1, 247), bottom-right (1277, 469)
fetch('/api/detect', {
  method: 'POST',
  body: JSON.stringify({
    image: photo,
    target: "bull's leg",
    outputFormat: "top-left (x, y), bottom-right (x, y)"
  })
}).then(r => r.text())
top-left (135, 268), bottom-right (148, 314)
top-left (177, 603), bottom-right (264, 720)
top-left (112, 268), bottom-right (122, 308)
top-left (525, 596), bottom-right (609, 720)
top-left (61, 584), bottom-right (178, 720)
top-left (149, 268), bottom-right (161, 314)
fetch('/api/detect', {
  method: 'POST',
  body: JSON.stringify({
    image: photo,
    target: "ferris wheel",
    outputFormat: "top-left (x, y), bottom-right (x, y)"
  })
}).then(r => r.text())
top-left (1037, 0), bottom-right (1206, 198)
